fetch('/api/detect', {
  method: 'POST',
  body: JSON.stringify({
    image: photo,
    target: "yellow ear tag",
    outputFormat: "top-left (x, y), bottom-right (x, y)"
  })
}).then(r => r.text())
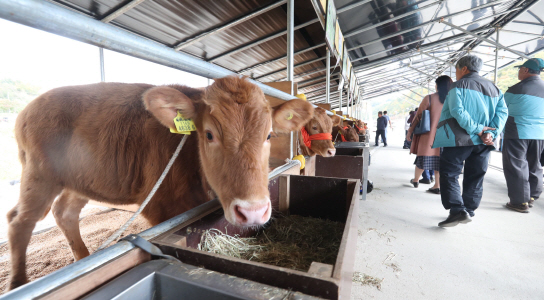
top-left (286, 112), bottom-right (293, 120)
top-left (170, 111), bottom-right (196, 135)
top-left (331, 110), bottom-right (336, 114)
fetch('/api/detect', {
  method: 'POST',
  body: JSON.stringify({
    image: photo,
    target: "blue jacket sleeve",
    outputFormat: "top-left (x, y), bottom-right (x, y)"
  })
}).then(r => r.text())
top-left (485, 92), bottom-right (508, 139)
top-left (448, 87), bottom-right (484, 135)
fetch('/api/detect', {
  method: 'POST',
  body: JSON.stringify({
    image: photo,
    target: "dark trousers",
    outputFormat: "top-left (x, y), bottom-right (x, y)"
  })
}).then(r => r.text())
top-left (375, 130), bottom-right (387, 146)
top-left (502, 139), bottom-right (544, 204)
top-left (422, 170), bottom-right (434, 181)
top-left (440, 145), bottom-right (492, 216)
top-left (404, 130), bottom-right (412, 148)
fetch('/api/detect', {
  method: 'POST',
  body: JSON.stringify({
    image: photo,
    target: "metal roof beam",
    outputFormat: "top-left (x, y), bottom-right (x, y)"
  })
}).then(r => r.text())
top-left (174, 0), bottom-right (287, 50)
top-left (299, 75), bottom-right (340, 89)
top-left (420, 50), bottom-right (455, 67)
top-left (500, 29), bottom-right (544, 37)
top-left (208, 18), bottom-right (319, 62)
top-left (100, 0), bottom-right (147, 23)
top-left (347, 0), bottom-right (512, 53)
top-left (469, 50), bottom-right (518, 60)
top-left (402, 93), bottom-right (422, 104)
top-left (238, 43), bottom-right (325, 74)
top-left (350, 30), bottom-right (475, 63)
top-left (297, 72), bottom-right (340, 86)
top-left (511, 20), bottom-right (544, 26)
top-left (255, 56), bottom-right (326, 80)
top-left (403, 76), bottom-right (435, 92)
top-left (352, 32), bottom-right (481, 72)
top-left (440, 19), bottom-right (531, 59)
top-left (360, 71), bottom-right (426, 88)
top-left (344, 0), bottom-right (442, 38)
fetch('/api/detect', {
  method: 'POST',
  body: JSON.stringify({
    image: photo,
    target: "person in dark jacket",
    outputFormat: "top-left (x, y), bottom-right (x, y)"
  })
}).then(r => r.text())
top-left (433, 55), bottom-right (508, 227)
top-left (502, 58), bottom-right (544, 213)
top-left (375, 111), bottom-right (388, 146)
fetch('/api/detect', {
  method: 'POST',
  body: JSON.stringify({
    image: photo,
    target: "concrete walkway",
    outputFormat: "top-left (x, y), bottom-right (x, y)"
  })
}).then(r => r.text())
top-left (351, 124), bottom-right (544, 299)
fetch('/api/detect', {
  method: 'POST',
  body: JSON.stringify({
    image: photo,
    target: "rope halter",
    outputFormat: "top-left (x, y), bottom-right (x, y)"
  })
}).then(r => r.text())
top-left (301, 126), bottom-right (332, 149)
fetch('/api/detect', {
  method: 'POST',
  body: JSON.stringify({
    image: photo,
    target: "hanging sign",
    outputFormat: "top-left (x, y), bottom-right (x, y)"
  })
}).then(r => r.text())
top-left (324, 0), bottom-right (338, 59)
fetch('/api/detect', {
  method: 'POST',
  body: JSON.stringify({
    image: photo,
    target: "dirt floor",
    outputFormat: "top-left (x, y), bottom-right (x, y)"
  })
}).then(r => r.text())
top-left (0, 209), bottom-right (151, 293)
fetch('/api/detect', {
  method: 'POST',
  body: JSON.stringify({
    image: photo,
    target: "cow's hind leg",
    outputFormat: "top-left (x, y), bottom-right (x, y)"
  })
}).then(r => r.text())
top-left (52, 190), bottom-right (90, 260)
top-left (7, 171), bottom-right (61, 290)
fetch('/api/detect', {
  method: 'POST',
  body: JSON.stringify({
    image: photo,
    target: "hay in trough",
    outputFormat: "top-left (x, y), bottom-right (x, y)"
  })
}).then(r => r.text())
top-left (198, 215), bottom-right (345, 272)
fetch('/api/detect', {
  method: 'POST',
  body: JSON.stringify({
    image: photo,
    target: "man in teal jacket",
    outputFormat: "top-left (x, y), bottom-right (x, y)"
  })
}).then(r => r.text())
top-left (433, 55), bottom-right (508, 227)
top-left (502, 58), bottom-right (544, 213)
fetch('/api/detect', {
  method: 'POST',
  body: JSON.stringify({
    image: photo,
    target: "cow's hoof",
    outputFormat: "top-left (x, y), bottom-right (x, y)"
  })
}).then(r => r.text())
top-left (7, 277), bottom-right (28, 291)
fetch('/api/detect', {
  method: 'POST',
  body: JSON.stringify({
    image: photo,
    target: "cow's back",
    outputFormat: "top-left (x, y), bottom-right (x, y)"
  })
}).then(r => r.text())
top-left (16, 83), bottom-right (208, 224)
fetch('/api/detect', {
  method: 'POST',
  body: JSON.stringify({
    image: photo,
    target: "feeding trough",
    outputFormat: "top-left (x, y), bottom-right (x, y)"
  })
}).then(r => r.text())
top-left (150, 175), bottom-right (360, 300)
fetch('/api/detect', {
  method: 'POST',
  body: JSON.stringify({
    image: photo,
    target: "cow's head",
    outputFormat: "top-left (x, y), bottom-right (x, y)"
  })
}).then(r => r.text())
top-left (298, 108), bottom-right (342, 157)
top-left (143, 76), bottom-right (313, 227)
top-left (335, 125), bottom-right (359, 142)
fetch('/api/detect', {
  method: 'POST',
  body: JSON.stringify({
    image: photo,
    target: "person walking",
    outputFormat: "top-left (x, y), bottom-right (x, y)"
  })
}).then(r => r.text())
top-left (384, 110), bottom-right (392, 138)
top-left (433, 55), bottom-right (507, 227)
top-left (502, 58), bottom-right (544, 213)
top-left (404, 110), bottom-right (413, 149)
top-left (406, 75), bottom-right (453, 194)
top-left (375, 111), bottom-right (388, 146)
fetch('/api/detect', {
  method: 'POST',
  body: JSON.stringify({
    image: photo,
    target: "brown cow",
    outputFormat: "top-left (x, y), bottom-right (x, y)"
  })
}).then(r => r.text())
top-left (354, 120), bottom-right (366, 134)
top-left (6, 76), bottom-right (313, 290)
top-left (332, 125), bottom-right (359, 143)
top-left (297, 108), bottom-right (342, 157)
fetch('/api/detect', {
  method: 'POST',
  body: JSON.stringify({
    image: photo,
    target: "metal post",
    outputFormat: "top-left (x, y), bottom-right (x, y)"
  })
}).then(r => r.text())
top-left (440, 19), bottom-right (530, 59)
top-left (287, 0), bottom-right (294, 159)
top-left (326, 49), bottom-right (330, 104)
top-left (99, 47), bottom-right (105, 82)
top-left (494, 28), bottom-right (500, 84)
top-left (339, 87), bottom-right (343, 114)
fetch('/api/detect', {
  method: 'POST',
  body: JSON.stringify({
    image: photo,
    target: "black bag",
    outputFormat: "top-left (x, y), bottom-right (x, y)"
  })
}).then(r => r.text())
top-left (414, 110), bottom-right (430, 134)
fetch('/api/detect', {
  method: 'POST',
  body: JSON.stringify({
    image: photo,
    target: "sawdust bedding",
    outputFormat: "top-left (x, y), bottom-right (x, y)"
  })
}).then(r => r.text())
top-left (0, 209), bottom-right (150, 294)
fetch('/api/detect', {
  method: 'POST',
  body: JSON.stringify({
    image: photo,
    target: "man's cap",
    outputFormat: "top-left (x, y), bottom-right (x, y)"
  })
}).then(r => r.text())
top-left (514, 58), bottom-right (544, 71)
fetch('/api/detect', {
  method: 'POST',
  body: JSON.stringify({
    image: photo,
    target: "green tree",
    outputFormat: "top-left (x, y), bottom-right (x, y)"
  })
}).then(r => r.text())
top-left (0, 78), bottom-right (41, 113)
top-left (495, 51), bottom-right (544, 93)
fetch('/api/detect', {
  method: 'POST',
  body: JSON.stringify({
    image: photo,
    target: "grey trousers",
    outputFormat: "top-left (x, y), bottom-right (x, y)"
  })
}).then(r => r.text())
top-left (502, 139), bottom-right (544, 204)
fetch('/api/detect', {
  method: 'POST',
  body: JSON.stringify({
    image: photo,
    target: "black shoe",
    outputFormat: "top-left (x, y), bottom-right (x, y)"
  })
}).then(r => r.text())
top-left (403, 146), bottom-right (409, 149)
top-left (438, 210), bottom-right (472, 227)
top-left (374, 144), bottom-right (379, 146)
top-left (528, 197), bottom-right (536, 208)
top-left (430, 176), bottom-right (434, 182)
top-left (427, 187), bottom-right (440, 194)
top-left (384, 144), bottom-right (388, 147)
top-left (419, 179), bottom-right (431, 184)
top-left (410, 179), bottom-right (419, 188)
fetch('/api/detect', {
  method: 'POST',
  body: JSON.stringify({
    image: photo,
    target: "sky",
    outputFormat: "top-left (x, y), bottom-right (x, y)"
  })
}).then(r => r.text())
top-left (0, 19), bottom-right (208, 92)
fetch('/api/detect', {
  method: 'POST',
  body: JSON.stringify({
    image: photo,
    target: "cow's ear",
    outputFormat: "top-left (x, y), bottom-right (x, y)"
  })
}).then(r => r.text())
top-left (330, 115), bottom-right (342, 127)
top-left (143, 87), bottom-right (196, 128)
top-left (272, 98), bottom-right (314, 133)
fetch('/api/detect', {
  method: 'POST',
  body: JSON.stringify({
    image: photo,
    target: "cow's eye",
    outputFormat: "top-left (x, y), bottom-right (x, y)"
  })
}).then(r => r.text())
top-left (312, 126), bottom-right (318, 130)
top-left (267, 133), bottom-right (271, 140)
top-left (206, 131), bottom-right (214, 142)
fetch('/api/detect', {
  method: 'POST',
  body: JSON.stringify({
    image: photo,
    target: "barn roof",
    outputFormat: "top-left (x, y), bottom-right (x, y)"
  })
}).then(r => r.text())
top-left (6, 0), bottom-right (544, 109)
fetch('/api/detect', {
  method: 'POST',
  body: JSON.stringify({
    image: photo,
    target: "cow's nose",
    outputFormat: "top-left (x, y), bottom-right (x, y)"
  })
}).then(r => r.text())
top-left (327, 148), bottom-right (336, 157)
top-left (234, 202), bottom-right (270, 226)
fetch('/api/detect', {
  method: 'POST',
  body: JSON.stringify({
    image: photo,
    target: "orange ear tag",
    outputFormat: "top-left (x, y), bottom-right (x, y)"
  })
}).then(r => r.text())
top-left (170, 111), bottom-right (196, 134)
